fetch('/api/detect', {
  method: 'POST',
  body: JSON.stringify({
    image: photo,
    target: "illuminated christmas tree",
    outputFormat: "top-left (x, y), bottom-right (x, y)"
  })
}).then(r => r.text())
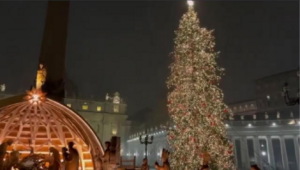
top-left (166, 1), bottom-right (234, 169)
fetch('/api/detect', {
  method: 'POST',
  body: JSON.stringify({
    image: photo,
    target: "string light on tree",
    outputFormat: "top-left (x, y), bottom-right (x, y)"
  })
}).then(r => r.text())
top-left (166, 1), bottom-right (234, 169)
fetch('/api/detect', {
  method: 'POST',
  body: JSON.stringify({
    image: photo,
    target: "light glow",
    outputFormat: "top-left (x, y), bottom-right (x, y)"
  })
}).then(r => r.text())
top-left (25, 88), bottom-right (45, 104)
top-left (32, 94), bottom-right (39, 101)
top-left (187, 0), bottom-right (194, 6)
top-left (288, 120), bottom-right (295, 125)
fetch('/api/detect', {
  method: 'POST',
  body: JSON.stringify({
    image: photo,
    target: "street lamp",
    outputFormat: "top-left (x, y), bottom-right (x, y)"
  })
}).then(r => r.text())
top-left (281, 69), bottom-right (299, 106)
top-left (282, 82), bottom-right (299, 106)
top-left (139, 134), bottom-right (154, 159)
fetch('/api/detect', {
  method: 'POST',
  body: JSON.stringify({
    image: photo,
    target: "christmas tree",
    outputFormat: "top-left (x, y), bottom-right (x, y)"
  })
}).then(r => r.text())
top-left (166, 1), bottom-right (234, 170)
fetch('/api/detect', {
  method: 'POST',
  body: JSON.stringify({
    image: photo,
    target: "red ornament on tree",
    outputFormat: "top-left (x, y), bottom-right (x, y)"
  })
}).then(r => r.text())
top-left (224, 109), bottom-right (228, 113)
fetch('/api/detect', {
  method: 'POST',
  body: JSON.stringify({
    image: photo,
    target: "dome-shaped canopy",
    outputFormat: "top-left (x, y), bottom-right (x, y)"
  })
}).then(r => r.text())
top-left (0, 91), bottom-right (104, 169)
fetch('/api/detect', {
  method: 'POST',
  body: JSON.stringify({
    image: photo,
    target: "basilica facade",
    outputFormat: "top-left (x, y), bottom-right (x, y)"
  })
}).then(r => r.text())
top-left (64, 92), bottom-right (131, 154)
top-left (127, 69), bottom-right (299, 170)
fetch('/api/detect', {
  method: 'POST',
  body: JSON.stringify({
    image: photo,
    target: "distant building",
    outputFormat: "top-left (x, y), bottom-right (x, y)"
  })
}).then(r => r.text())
top-left (127, 69), bottom-right (299, 170)
top-left (0, 91), bottom-right (131, 155)
top-left (256, 69), bottom-right (299, 109)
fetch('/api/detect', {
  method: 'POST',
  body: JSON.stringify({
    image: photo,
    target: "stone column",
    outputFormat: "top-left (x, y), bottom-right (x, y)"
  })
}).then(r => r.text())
top-left (294, 136), bottom-right (299, 169)
top-left (266, 136), bottom-right (275, 168)
top-left (241, 137), bottom-right (249, 169)
top-left (232, 137), bottom-right (239, 167)
top-left (253, 136), bottom-right (262, 167)
top-left (280, 136), bottom-right (289, 169)
top-left (38, 1), bottom-right (70, 102)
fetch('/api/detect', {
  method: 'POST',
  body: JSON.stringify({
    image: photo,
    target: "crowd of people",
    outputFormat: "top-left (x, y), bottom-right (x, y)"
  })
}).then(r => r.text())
top-left (48, 141), bottom-right (80, 170)
top-left (198, 164), bottom-right (261, 170)
top-left (0, 140), bottom-right (80, 170)
top-left (0, 139), bottom-right (263, 170)
top-left (0, 139), bottom-right (13, 170)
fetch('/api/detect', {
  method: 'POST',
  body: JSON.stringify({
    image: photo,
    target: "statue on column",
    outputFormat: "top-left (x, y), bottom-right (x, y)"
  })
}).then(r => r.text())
top-left (105, 93), bottom-right (110, 101)
top-left (0, 84), bottom-right (5, 92)
top-left (113, 92), bottom-right (120, 104)
top-left (155, 148), bottom-right (170, 170)
top-left (36, 64), bottom-right (47, 90)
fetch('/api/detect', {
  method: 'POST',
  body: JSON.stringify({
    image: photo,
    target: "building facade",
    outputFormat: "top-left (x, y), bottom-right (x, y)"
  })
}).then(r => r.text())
top-left (126, 69), bottom-right (300, 170)
top-left (0, 91), bottom-right (131, 154)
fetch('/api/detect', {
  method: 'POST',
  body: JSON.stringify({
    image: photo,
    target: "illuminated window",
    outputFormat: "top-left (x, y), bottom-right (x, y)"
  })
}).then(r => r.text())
top-left (113, 105), bottom-right (119, 113)
top-left (67, 104), bottom-right (71, 108)
top-left (82, 105), bottom-right (88, 110)
top-left (97, 106), bottom-right (102, 111)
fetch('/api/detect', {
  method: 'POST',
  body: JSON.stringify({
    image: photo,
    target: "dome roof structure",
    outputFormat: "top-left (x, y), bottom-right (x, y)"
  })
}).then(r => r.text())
top-left (0, 89), bottom-right (104, 169)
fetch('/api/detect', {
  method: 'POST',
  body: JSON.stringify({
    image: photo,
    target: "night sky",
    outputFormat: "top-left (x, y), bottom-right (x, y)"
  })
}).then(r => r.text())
top-left (0, 1), bottom-right (298, 115)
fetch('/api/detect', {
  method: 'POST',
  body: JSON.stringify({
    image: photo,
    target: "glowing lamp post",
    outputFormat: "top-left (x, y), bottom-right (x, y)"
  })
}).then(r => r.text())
top-left (282, 70), bottom-right (299, 106)
top-left (139, 134), bottom-right (154, 159)
top-left (282, 82), bottom-right (299, 106)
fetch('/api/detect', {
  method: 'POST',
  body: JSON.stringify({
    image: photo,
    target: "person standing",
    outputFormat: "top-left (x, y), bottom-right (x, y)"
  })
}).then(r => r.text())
top-left (141, 158), bottom-right (149, 170)
top-left (0, 139), bottom-right (13, 170)
top-left (94, 147), bottom-right (103, 170)
top-left (200, 165), bottom-right (209, 170)
top-left (102, 141), bottom-right (111, 170)
top-left (251, 164), bottom-right (261, 170)
top-left (61, 147), bottom-right (68, 170)
top-left (48, 147), bottom-right (61, 170)
top-left (65, 142), bottom-right (79, 170)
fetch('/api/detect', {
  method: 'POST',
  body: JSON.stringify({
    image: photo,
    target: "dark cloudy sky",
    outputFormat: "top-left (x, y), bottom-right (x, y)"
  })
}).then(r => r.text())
top-left (0, 1), bottom-right (298, 114)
